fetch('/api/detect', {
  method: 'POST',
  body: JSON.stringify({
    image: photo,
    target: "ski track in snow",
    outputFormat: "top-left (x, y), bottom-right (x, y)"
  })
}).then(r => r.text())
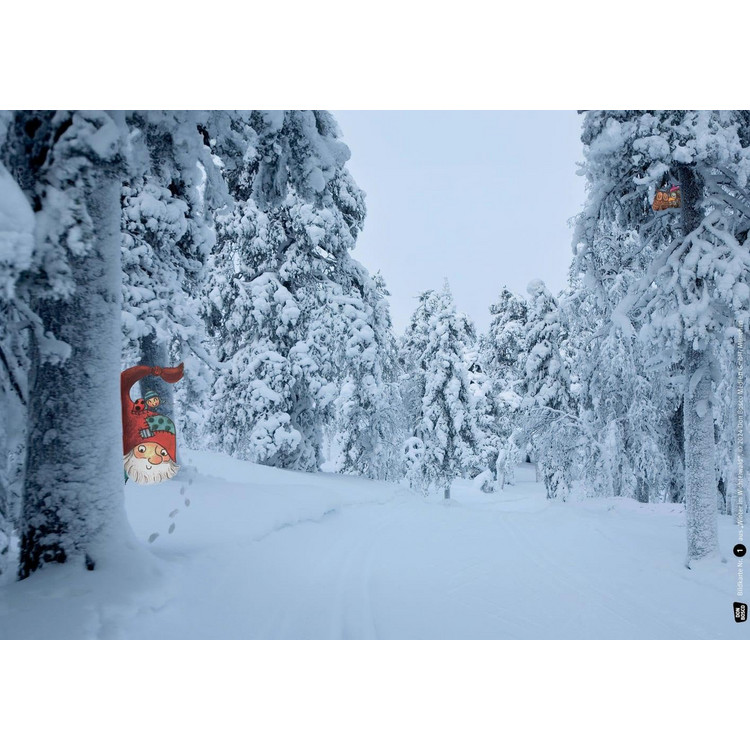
top-left (0, 450), bottom-right (746, 639)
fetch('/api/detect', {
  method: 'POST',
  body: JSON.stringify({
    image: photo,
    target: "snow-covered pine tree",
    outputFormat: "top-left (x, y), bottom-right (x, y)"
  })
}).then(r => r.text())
top-left (464, 339), bottom-right (497, 491)
top-left (576, 317), bottom-right (669, 502)
top-left (518, 279), bottom-right (578, 500)
top-left (578, 110), bottom-right (750, 562)
top-left (399, 289), bottom-right (440, 431)
top-left (486, 287), bottom-right (528, 379)
top-left (567, 226), bottom-right (670, 502)
top-left (333, 269), bottom-right (403, 480)
top-left (1, 111), bottom-right (133, 578)
top-left (204, 111), bottom-right (382, 472)
top-left (406, 282), bottom-right (480, 500)
top-left (482, 286), bottom-right (529, 489)
top-left (637, 205), bottom-right (750, 561)
top-left (574, 111), bottom-right (687, 505)
top-left (207, 260), bottom-right (306, 467)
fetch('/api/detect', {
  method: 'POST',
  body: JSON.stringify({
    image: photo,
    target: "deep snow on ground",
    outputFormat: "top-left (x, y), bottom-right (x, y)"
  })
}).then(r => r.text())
top-left (0, 450), bottom-right (746, 639)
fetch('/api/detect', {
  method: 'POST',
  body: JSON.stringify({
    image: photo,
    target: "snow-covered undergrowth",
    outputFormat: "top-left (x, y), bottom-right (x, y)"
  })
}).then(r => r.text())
top-left (0, 451), bottom-right (744, 639)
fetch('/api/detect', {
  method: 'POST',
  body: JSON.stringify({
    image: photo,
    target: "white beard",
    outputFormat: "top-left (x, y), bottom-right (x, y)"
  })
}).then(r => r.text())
top-left (124, 450), bottom-right (179, 485)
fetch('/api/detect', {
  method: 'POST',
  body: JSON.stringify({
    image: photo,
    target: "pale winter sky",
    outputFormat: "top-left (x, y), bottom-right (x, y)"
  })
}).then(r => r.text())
top-left (333, 111), bottom-right (587, 334)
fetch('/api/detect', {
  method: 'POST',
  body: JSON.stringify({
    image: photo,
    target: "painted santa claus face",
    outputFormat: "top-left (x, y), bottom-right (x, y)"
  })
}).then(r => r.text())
top-left (124, 442), bottom-right (179, 484)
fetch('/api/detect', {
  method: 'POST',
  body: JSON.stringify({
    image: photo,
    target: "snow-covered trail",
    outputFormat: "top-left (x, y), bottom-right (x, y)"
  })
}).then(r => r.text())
top-left (0, 451), bottom-right (745, 639)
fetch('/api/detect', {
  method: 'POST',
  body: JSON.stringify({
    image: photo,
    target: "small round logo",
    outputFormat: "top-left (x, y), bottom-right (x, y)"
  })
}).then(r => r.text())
top-left (734, 544), bottom-right (747, 558)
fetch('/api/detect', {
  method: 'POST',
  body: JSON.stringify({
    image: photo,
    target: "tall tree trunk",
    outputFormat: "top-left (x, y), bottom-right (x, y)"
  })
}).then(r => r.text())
top-left (745, 325), bottom-right (749, 519)
top-left (737, 320), bottom-right (749, 525)
top-left (727, 328), bottom-right (739, 521)
top-left (19, 137), bottom-right (126, 578)
top-left (683, 347), bottom-right (719, 561)
top-left (679, 166), bottom-right (719, 562)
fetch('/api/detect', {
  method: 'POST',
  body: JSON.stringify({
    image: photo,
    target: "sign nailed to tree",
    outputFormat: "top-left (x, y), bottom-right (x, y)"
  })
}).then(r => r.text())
top-left (652, 185), bottom-right (681, 211)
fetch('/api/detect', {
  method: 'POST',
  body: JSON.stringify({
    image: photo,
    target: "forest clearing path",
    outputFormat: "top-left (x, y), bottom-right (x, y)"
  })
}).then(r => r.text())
top-left (0, 453), bottom-right (743, 639)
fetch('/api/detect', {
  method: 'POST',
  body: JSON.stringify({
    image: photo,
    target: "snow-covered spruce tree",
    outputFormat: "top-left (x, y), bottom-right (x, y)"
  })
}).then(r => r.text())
top-left (578, 110), bottom-right (750, 562)
top-left (406, 282), bottom-right (481, 500)
top-left (567, 226), bottom-right (670, 502)
top-left (464, 322), bottom-right (512, 492)
top-left (576, 316), bottom-right (669, 502)
top-left (464, 340), bottom-right (497, 491)
top-left (574, 111), bottom-right (687, 505)
top-left (518, 280), bottom-right (578, 500)
top-left (371, 272), bottom-right (407, 470)
top-left (333, 269), bottom-right (404, 480)
top-left (207, 260), bottom-right (304, 466)
top-left (1, 111), bottom-right (133, 578)
top-left (637, 114), bottom-right (750, 556)
top-left (204, 111), bottom-right (381, 472)
top-left (486, 287), bottom-right (528, 379)
top-left (481, 286), bottom-right (529, 489)
top-left (203, 112), bottom-right (308, 468)
top-left (399, 289), bottom-right (441, 431)
top-left (121, 111), bottom-right (222, 448)
top-left (636, 206), bottom-right (750, 560)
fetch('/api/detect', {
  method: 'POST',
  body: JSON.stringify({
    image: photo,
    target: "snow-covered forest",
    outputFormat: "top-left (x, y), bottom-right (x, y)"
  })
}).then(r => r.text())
top-left (0, 110), bottom-right (748, 639)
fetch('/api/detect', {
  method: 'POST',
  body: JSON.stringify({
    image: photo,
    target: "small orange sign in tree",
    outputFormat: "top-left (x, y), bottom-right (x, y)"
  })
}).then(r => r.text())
top-left (652, 184), bottom-right (681, 211)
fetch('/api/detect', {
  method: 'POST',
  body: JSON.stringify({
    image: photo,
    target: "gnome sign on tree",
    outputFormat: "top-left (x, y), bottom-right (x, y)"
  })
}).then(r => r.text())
top-left (121, 364), bottom-right (184, 484)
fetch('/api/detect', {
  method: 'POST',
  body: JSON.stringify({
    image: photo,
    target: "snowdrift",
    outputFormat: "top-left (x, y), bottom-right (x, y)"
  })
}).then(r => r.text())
top-left (0, 451), bottom-right (745, 639)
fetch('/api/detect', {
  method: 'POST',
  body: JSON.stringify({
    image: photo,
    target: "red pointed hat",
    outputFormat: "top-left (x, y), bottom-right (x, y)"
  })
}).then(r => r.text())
top-left (121, 364), bottom-right (184, 460)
